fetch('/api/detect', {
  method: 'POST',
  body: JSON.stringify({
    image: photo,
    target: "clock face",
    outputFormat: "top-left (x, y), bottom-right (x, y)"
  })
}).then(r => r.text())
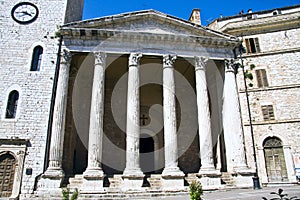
top-left (11, 2), bottom-right (39, 24)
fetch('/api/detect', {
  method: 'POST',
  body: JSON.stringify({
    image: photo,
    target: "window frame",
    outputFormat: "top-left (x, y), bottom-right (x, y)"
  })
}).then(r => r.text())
top-left (5, 90), bottom-right (19, 119)
top-left (255, 69), bottom-right (269, 88)
top-left (261, 104), bottom-right (275, 121)
top-left (244, 37), bottom-right (261, 54)
top-left (30, 45), bottom-right (43, 71)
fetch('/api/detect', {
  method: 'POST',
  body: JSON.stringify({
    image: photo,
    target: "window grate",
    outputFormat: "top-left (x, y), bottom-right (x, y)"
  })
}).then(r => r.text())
top-left (261, 105), bottom-right (275, 121)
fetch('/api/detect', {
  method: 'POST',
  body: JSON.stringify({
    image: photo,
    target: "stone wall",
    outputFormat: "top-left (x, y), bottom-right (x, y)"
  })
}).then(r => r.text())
top-left (236, 27), bottom-right (300, 181)
top-left (0, 0), bottom-right (83, 195)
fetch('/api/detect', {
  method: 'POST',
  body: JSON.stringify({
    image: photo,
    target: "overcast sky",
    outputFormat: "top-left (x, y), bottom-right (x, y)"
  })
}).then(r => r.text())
top-left (82, 0), bottom-right (299, 25)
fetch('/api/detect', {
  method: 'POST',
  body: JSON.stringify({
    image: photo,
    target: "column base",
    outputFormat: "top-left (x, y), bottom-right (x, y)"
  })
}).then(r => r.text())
top-left (232, 168), bottom-right (255, 188)
top-left (121, 175), bottom-right (144, 192)
top-left (197, 169), bottom-right (222, 190)
top-left (122, 168), bottom-right (144, 191)
top-left (123, 167), bottom-right (144, 177)
top-left (81, 168), bottom-right (105, 193)
top-left (162, 167), bottom-right (185, 191)
top-left (37, 168), bottom-right (64, 191)
top-left (198, 166), bottom-right (221, 176)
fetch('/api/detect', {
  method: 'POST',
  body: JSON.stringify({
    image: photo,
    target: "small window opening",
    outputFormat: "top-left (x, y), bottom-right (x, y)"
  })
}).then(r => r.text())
top-left (30, 46), bottom-right (43, 71)
top-left (5, 90), bottom-right (19, 119)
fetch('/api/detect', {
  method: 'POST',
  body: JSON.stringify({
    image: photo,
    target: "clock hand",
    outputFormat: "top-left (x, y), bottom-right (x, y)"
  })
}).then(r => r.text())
top-left (15, 11), bottom-right (32, 16)
top-left (22, 11), bottom-right (32, 16)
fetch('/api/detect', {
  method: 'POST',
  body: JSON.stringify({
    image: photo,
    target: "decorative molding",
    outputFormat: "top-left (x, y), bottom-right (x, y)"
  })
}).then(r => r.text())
top-left (194, 56), bottom-right (208, 71)
top-left (93, 52), bottom-right (106, 65)
top-left (224, 59), bottom-right (237, 73)
top-left (129, 53), bottom-right (142, 66)
top-left (239, 84), bottom-right (300, 93)
top-left (163, 55), bottom-right (177, 68)
top-left (244, 118), bottom-right (300, 126)
top-left (221, 12), bottom-right (300, 34)
top-left (61, 28), bottom-right (239, 48)
top-left (61, 49), bottom-right (72, 64)
top-left (0, 139), bottom-right (30, 146)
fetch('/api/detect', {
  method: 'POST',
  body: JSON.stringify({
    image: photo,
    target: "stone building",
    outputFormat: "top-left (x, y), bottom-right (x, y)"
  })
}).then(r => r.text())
top-left (208, 4), bottom-right (300, 186)
top-left (0, 0), bottom-right (299, 199)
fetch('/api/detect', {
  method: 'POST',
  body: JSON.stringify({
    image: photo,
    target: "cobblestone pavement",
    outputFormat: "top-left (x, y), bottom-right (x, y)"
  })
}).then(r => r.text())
top-left (151, 185), bottom-right (300, 200)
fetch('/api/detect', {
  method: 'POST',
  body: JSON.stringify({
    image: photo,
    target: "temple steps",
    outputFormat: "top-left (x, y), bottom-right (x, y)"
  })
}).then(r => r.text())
top-left (221, 172), bottom-right (235, 187)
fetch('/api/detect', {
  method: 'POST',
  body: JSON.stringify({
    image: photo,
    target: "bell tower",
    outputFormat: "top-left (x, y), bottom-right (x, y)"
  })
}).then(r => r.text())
top-left (0, 0), bottom-right (84, 198)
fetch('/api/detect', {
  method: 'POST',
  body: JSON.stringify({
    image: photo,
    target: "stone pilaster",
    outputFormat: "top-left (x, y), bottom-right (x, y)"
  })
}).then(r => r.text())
top-left (122, 53), bottom-right (144, 191)
top-left (81, 52), bottom-right (106, 193)
top-left (222, 59), bottom-right (248, 172)
top-left (40, 49), bottom-right (72, 189)
top-left (162, 55), bottom-right (184, 190)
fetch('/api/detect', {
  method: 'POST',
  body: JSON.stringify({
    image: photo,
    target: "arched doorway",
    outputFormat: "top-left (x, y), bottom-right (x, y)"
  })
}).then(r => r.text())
top-left (0, 153), bottom-right (16, 197)
top-left (263, 137), bottom-right (288, 182)
top-left (140, 134), bottom-right (155, 174)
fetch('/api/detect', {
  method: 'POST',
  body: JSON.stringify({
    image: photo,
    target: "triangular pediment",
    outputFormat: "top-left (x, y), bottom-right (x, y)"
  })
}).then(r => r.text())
top-left (62, 10), bottom-right (235, 40)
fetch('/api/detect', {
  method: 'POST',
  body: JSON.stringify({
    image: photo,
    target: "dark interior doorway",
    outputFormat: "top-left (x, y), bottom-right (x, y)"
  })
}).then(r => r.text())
top-left (140, 135), bottom-right (155, 174)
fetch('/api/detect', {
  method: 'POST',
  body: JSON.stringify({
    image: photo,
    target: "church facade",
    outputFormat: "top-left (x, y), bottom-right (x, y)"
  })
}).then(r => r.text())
top-left (0, 0), bottom-right (299, 199)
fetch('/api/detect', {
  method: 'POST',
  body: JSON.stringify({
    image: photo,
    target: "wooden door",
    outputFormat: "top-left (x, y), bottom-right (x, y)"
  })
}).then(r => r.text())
top-left (264, 137), bottom-right (288, 182)
top-left (0, 154), bottom-right (16, 197)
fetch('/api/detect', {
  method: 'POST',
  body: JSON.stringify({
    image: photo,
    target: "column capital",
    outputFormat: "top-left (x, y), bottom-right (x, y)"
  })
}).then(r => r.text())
top-left (129, 53), bottom-right (142, 67)
top-left (195, 56), bottom-right (208, 71)
top-left (225, 59), bottom-right (239, 73)
top-left (93, 52), bottom-right (106, 65)
top-left (61, 49), bottom-right (72, 64)
top-left (163, 54), bottom-right (177, 68)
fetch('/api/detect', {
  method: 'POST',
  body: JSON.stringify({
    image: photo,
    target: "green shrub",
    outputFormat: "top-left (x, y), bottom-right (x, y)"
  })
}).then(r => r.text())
top-left (62, 188), bottom-right (78, 200)
top-left (262, 188), bottom-right (300, 200)
top-left (189, 181), bottom-right (203, 200)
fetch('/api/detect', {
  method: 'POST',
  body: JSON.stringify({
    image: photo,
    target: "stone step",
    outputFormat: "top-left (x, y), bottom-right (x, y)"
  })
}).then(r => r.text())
top-left (68, 174), bottom-right (83, 189)
top-left (148, 174), bottom-right (162, 189)
top-left (185, 173), bottom-right (198, 185)
top-left (221, 173), bottom-right (235, 186)
top-left (108, 174), bottom-right (123, 188)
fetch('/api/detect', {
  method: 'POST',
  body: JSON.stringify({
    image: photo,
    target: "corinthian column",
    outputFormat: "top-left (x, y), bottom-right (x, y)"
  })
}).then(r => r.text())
top-left (43, 50), bottom-right (71, 181)
top-left (83, 52), bottom-right (106, 176)
top-left (194, 56), bottom-right (216, 174)
top-left (222, 59), bottom-right (248, 172)
top-left (123, 53), bottom-right (143, 177)
top-left (81, 52), bottom-right (106, 192)
top-left (162, 55), bottom-right (184, 178)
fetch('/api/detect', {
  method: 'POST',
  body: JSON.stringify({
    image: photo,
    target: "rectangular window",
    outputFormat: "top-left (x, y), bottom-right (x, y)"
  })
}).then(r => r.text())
top-left (261, 105), bottom-right (275, 121)
top-left (256, 69), bottom-right (268, 88)
top-left (244, 38), bottom-right (260, 53)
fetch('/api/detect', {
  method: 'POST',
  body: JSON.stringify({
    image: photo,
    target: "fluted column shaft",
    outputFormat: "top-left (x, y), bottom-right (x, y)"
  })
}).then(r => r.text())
top-left (84, 52), bottom-right (106, 177)
top-left (222, 59), bottom-right (248, 172)
top-left (194, 57), bottom-right (216, 172)
top-left (45, 50), bottom-right (71, 177)
top-left (123, 53), bottom-right (143, 176)
top-left (162, 55), bottom-right (183, 176)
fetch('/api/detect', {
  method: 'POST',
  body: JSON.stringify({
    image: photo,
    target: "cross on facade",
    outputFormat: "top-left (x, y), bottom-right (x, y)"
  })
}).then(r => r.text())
top-left (140, 114), bottom-right (148, 126)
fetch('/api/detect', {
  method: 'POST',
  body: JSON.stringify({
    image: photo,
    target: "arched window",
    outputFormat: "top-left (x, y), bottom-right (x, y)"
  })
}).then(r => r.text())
top-left (0, 153), bottom-right (16, 197)
top-left (30, 46), bottom-right (43, 71)
top-left (5, 90), bottom-right (19, 119)
top-left (263, 137), bottom-right (288, 182)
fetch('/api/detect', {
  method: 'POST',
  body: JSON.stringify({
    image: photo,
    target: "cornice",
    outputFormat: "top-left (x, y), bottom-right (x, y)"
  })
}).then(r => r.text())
top-left (244, 118), bottom-right (300, 126)
top-left (220, 12), bottom-right (300, 35)
top-left (241, 47), bottom-right (300, 58)
top-left (60, 28), bottom-right (240, 49)
top-left (239, 83), bottom-right (300, 93)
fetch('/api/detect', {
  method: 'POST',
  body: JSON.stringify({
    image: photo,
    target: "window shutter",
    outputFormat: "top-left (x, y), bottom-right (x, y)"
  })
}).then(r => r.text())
top-left (256, 70), bottom-right (262, 87)
top-left (254, 38), bottom-right (261, 53)
top-left (245, 39), bottom-right (251, 53)
top-left (261, 105), bottom-right (275, 121)
top-left (261, 69), bottom-right (269, 87)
